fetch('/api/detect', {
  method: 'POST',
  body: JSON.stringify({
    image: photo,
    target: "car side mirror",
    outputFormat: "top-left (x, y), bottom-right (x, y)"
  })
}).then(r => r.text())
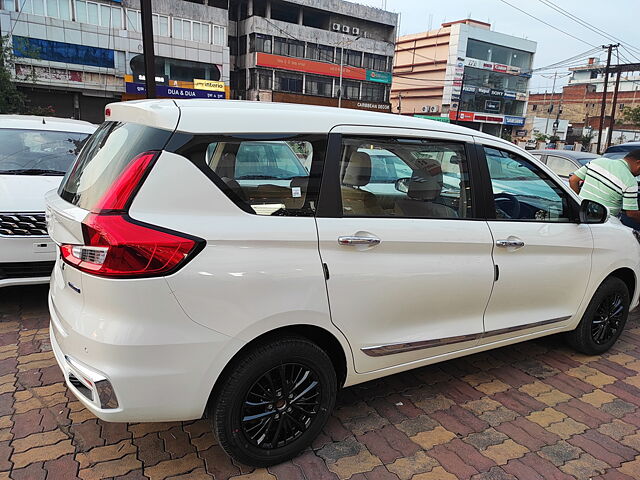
top-left (579, 199), bottom-right (608, 224)
top-left (395, 177), bottom-right (410, 193)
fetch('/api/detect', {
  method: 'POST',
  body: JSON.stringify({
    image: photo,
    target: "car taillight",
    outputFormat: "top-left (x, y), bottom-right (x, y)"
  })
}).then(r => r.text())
top-left (60, 150), bottom-right (204, 278)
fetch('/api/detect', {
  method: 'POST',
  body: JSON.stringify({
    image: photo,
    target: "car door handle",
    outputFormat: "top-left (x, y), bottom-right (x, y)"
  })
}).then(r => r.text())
top-left (496, 239), bottom-right (525, 248)
top-left (338, 235), bottom-right (381, 246)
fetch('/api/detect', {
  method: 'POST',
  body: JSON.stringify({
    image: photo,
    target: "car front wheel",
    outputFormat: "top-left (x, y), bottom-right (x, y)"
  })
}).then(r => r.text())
top-left (210, 336), bottom-right (337, 466)
top-left (567, 276), bottom-right (630, 355)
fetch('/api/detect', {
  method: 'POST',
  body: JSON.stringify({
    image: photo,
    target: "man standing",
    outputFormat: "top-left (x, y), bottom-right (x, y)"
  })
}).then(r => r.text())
top-left (569, 149), bottom-right (640, 227)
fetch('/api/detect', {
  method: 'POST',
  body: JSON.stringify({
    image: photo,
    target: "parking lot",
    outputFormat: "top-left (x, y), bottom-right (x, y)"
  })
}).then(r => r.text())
top-left (0, 285), bottom-right (639, 479)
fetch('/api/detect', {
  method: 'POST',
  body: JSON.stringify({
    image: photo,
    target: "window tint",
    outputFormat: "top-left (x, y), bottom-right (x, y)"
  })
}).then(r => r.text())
top-left (339, 137), bottom-right (471, 219)
top-left (484, 147), bottom-right (571, 222)
top-left (206, 140), bottom-right (315, 216)
top-left (545, 155), bottom-right (577, 178)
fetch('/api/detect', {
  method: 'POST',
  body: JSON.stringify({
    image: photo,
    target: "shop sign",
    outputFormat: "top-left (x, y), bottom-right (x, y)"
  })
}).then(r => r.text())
top-left (415, 115), bottom-right (450, 123)
top-left (485, 100), bottom-right (501, 112)
top-left (366, 70), bottom-right (392, 84)
top-left (507, 66), bottom-right (521, 75)
top-left (125, 82), bottom-right (225, 99)
top-left (490, 89), bottom-right (504, 97)
top-left (449, 111), bottom-right (475, 121)
top-left (503, 91), bottom-right (517, 99)
top-left (464, 58), bottom-right (482, 68)
top-left (462, 85), bottom-right (477, 93)
top-left (356, 101), bottom-right (391, 111)
top-left (492, 63), bottom-right (508, 73)
top-left (257, 52), bottom-right (366, 81)
top-left (477, 86), bottom-right (491, 95)
top-left (515, 129), bottom-right (528, 137)
top-left (504, 115), bottom-right (526, 126)
top-left (474, 114), bottom-right (504, 123)
top-left (515, 92), bottom-right (528, 101)
top-left (193, 79), bottom-right (225, 91)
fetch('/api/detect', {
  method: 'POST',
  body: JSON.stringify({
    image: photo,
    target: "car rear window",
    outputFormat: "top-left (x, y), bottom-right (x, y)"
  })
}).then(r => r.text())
top-left (0, 128), bottom-right (90, 175)
top-left (59, 122), bottom-right (172, 210)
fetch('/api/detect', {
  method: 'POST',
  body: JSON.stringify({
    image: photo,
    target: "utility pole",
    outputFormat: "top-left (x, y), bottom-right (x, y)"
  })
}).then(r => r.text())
top-left (140, 0), bottom-right (157, 99)
top-left (545, 71), bottom-right (557, 136)
top-left (338, 44), bottom-right (344, 108)
top-left (606, 70), bottom-right (622, 150)
top-left (596, 43), bottom-right (619, 154)
top-left (455, 71), bottom-right (465, 123)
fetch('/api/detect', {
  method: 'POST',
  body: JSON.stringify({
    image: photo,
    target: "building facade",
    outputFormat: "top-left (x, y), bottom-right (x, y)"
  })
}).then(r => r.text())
top-left (392, 19), bottom-right (536, 138)
top-left (229, 0), bottom-right (397, 112)
top-left (1, 0), bottom-right (230, 123)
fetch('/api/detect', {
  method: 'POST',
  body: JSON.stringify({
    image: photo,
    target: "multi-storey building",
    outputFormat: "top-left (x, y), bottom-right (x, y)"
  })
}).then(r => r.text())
top-left (1, 0), bottom-right (230, 123)
top-left (392, 19), bottom-right (537, 138)
top-left (229, 0), bottom-right (397, 112)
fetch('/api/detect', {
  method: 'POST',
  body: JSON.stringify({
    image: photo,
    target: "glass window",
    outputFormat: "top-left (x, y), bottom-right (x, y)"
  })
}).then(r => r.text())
top-left (46, 0), bottom-right (58, 17)
top-left (58, 0), bottom-right (70, 19)
top-left (362, 83), bottom-right (386, 102)
top-left (338, 80), bottom-right (359, 100)
top-left (484, 146), bottom-right (571, 222)
top-left (318, 44), bottom-right (334, 63)
top-left (86, 2), bottom-right (98, 24)
top-left (173, 18), bottom-right (183, 39)
top-left (153, 14), bottom-right (170, 36)
top-left (306, 43), bottom-right (318, 60)
top-left (251, 69), bottom-right (272, 90)
top-left (546, 155), bottom-right (578, 178)
top-left (32, 0), bottom-right (45, 15)
top-left (205, 140), bottom-right (315, 216)
top-left (364, 53), bottom-right (388, 71)
top-left (274, 71), bottom-right (302, 93)
top-left (75, 0), bottom-right (86, 22)
top-left (466, 39), bottom-right (533, 69)
top-left (126, 9), bottom-right (140, 31)
top-left (339, 137), bottom-right (471, 219)
top-left (273, 36), bottom-right (287, 55)
top-left (344, 49), bottom-right (362, 68)
top-left (252, 33), bottom-right (272, 53)
top-left (306, 75), bottom-right (332, 97)
top-left (213, 25), bottom-right (226, 46)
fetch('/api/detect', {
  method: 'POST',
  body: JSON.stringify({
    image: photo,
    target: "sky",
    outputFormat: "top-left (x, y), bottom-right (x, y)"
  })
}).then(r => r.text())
top-left (354, 0), bottom-right (640, 92)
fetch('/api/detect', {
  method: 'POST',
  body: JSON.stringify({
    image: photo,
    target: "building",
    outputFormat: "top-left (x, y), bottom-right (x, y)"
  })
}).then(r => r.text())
top-left (1, 0), bottom-right (230, 123)
top-left (0, 0), bottom-right (397, 122)
top-left (392, 19), bottom-right (537, 138)
top-left (526, 58), bottom-right (640, 146)
top-left (230, 0), bottom-right (397, 112)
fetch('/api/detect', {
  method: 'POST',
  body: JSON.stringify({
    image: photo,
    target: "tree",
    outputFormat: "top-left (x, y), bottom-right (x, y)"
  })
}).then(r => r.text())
top-left (0, 35), bottom-right (27, 114)
top-left (622, 106), bottom-right (640, 128)
top-left (579, 132), bottom-right (594, 151)
top-left (533, 132), bottom-right (549, 142)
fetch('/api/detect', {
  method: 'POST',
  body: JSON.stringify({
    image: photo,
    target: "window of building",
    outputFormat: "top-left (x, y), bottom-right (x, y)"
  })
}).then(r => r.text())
top-left (344, 49), bottom-right (362, 68)
top-left (306, 75), bottom-right (332, 97)
top-left (464, 67), bottom-right (528, 93)
top-left (251, 33), bottom-right (272, 53)
top-left (251, 69), bottom-right (273, 90)
top-left (465, 39), bottom-right (533, 69)
top-left (337, 80), bottom-right (360, 100)
top-left (125, 10), bottom-right (169, 36)
top-left (75, 0), bottom-right (122, 28)
top-left (532, 104), bottom-right (537, 111)
top-left (318, 44), bottom-right (334, 63)
top-left (361, 82), bottom-right (386, 102)
top-left (173, 18), bottom-right (210, 43)
top-left (213, 25), bottom-right (225, 46)
top-left (364, 53), bottom-right (388, 71)
top-left (339, 137), bottom-right (471, 219)
top-left (273, 37), bottom-right (304, 58)
top-left (22, 0), bottom-right (72, 20)
top-left (274, 71), bottom-right (303, 93)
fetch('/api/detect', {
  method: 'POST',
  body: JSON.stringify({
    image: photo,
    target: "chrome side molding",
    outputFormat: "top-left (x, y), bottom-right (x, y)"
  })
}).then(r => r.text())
top-left (361, 316), bottom-right (571, 357)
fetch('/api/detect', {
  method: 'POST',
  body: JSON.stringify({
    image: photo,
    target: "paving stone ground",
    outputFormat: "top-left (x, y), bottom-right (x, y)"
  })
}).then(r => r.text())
top-left (2, 285), bottom-right (640, 479)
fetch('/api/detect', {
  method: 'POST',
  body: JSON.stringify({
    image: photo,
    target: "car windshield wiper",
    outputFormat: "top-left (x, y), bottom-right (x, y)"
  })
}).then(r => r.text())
top-left (0, 168), bottom-right (66, 175)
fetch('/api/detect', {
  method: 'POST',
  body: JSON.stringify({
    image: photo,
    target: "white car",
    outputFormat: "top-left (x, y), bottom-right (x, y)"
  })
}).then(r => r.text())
top-left (46, 100), bottom-right (640, 466)
top-left (0, 115), bottom-right (95, 287)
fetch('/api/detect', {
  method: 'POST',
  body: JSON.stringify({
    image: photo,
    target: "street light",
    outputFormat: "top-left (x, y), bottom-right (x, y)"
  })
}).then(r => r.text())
top-left (337, 36), bottom-right (361, 108)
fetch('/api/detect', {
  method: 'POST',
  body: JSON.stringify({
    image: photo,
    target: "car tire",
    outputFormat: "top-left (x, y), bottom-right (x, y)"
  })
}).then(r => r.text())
top-left (566, 276), bottom-right (630, 355)
top-left (210, 336), bottom-right (337, 466)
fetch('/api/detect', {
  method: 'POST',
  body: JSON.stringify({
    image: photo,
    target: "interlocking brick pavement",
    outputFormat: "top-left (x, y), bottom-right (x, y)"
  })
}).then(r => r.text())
top-left (3, 284), bottom-right (640, 479)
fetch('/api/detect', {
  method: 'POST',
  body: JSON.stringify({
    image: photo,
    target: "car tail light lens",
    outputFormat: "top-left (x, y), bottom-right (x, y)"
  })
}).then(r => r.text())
top-left (60, 150), bottom-right (204, 278)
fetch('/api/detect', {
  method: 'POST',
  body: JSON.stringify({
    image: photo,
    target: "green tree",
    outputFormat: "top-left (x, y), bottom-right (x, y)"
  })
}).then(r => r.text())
top-left (0, 35), bottom-right (27, 114)
top-left (579, 132), bottom-right (594, 151)
top-left (533, 132), bottom-right (549, 142)
top-left (622, 106), bottom-right (640, 127)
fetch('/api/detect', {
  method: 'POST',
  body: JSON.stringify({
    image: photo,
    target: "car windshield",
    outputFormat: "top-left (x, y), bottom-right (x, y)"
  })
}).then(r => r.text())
top-left (0, 128), bottom-right (90, 175)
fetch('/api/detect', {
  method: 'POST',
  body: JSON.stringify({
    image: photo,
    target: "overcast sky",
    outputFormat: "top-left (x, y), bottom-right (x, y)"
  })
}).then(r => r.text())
top-left (355, 0), bottom-right (639, 92)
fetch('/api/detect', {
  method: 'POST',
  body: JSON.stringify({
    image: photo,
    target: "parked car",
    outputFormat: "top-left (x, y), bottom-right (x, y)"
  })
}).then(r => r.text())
top-left (46, 100), bottom-right (640, 467)
top-left (604, 142), bottom-right (640, 160)
top-left (0, 115), bottom-right (95, 287)
top-left (529, 150), bottom-right (598, 182)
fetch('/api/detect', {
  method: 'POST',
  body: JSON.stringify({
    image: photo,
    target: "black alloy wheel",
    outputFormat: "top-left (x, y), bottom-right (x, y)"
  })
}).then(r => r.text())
top-left (567, 276), bottom-right (630, 355)
top-left (241, 363), bottom-right (321, 449)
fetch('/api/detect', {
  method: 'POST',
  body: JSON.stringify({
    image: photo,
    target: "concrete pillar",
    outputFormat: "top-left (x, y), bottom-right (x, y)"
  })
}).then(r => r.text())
top-left (265, 0), bottom-right (271, 18)
top-left (298, 7), bottom-right (303, 25)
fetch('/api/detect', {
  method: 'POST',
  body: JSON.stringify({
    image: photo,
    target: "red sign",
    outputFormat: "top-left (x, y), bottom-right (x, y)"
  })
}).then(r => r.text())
top-left (449, 111), bottom-right (475, 121)
top-left (474, 114), bottom-right (504, 123)
top-left (256, 53), bottom-right (367, 81)
top-left (492, 63), bottom-right (508, 73)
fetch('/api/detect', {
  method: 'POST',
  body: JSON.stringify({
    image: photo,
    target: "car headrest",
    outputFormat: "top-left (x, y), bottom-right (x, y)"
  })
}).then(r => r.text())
top-left (343, 151), bottom-right (372, 187)
top-left (408, 161), bottom-right (443, 201)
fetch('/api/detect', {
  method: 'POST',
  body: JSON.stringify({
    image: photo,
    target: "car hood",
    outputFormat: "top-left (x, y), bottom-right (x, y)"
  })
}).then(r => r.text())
top-left (0, 175), bottom-right (62, 212)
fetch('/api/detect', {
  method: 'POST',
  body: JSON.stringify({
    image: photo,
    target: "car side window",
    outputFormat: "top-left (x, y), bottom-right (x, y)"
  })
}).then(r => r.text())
top-left (484, 146), bottom-right (571, 222)
top-left (339, 137), bottom-right (472, 219)
top-left (546, 155), bottom-right (577, 178)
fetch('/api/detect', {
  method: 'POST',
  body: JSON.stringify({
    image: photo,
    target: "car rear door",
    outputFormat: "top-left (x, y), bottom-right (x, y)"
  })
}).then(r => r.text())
top-left (315, 126), bottom-right (495, 374)
top-left (476, 137), bottom-right (593, 344)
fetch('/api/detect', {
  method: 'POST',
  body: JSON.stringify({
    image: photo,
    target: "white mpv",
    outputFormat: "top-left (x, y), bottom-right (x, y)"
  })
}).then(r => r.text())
top-left (46, 100), bottom-right (640, 466)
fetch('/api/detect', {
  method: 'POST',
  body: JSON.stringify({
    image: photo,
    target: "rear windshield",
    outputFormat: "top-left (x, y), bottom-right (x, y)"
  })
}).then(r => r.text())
top-left (0, 128), bottom-right (90, 175)
top-left (59, 122), bottom-right (172, 210)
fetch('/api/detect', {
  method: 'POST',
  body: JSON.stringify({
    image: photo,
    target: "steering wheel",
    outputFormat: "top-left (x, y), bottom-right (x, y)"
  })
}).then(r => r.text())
top-left (494, 192), bottom-right (521, 219)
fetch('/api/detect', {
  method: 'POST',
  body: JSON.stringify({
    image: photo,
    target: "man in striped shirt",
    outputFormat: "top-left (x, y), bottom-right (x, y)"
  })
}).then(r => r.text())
top-left (569, 149), bottom-right (640, 226)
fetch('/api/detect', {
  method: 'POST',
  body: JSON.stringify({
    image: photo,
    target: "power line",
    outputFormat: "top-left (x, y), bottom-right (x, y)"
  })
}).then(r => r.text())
top-left (496, 0), bottom-right (597, 48)
top-left (9, 0), bottom-right (29, 37)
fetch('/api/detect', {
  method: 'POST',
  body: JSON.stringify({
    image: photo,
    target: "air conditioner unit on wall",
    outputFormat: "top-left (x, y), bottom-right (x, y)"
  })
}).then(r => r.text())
top-left (352, 27), bottom-right (360, 35)
top-left (342, 25), bottom-right (350, 33)
top-left (332, 23), bottom-right (341, 31)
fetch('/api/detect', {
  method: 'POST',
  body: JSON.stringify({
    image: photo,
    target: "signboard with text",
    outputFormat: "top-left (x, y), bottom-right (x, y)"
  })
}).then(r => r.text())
top-left (257, 52), bottom-right (366, 80)
top-left (193, 79), bottom-right (226, 91)
top-left (125, 83), bottom-right (225, 99)
top-left (366, 70), bottom-right (392, 84)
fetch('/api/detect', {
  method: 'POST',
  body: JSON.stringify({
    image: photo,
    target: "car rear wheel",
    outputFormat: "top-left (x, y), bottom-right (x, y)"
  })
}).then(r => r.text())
top-left (566, 277), bottom-right (630, 355)
top-left (210, 336), bottom-right (337, 466)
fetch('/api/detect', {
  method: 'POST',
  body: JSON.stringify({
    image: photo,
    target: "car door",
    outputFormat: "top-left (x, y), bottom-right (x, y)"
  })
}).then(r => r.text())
top-left (315, 126), bottom-right (496, 374)
top-left (477, 138), bottom-right (593, 343)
